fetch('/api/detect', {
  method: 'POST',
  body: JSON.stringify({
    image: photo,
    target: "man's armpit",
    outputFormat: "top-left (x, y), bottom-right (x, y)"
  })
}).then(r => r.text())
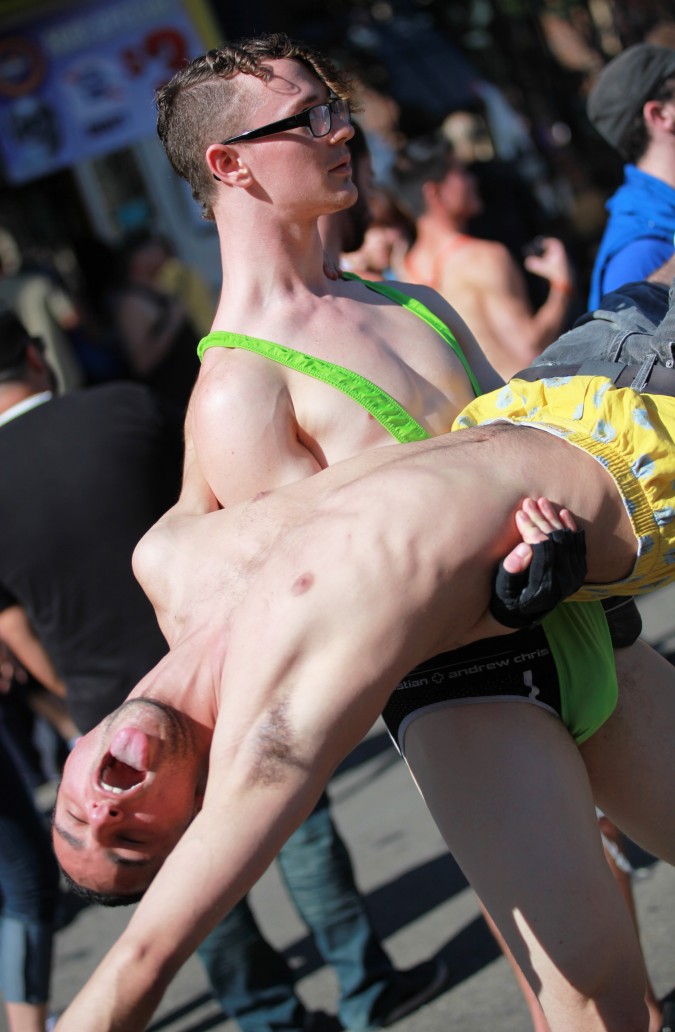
top-left (248, 699), bottom-right (308, 786)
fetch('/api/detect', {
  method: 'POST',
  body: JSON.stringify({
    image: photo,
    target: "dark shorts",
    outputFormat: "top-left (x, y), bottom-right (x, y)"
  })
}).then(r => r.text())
top-left (382, 598), bottom-right (640, 757)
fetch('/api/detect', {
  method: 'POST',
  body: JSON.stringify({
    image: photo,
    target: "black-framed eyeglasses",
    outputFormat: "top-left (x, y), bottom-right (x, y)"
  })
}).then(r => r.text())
top-left (220, 96), bottom-right (351, 146)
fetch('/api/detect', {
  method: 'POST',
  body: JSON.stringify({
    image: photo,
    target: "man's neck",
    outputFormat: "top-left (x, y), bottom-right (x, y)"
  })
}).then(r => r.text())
top-left (637, 138), bottom-right (675, 192)
top-left (0, 384), bottom-right (51, 426)
top-left (131, 637), bottom-right (220, 733)
top-left (412, 212), bottom-right (468, 257)
top-left (214, 206), bottom-right (334, 319)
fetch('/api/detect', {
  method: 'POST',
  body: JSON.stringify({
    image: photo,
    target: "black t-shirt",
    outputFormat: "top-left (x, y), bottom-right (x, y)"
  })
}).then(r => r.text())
top-left (0, 383), bottom-right (183, 732)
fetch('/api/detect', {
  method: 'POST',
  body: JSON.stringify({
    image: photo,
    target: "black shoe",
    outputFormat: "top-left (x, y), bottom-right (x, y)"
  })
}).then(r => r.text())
top-left (365, 957), bottom-right (449, 1029)
top-left (304, 1011), bottom-right (343, 1032)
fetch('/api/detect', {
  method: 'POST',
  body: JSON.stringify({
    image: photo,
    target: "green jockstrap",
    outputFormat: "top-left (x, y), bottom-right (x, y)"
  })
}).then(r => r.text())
top-left (542, 598), bottom-right (617, 743)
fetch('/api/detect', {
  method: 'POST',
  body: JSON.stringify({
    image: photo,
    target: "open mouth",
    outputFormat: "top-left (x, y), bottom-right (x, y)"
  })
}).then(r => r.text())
top-left (99, 756), bottom-right (146, 794)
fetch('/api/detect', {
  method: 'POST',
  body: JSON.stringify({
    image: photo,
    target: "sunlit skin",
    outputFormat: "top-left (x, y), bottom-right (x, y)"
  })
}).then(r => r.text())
top-left (53, 698), bottom-right (209, 895)
top-left (435, 157), bottom-right (483, 223)
top-left (50, 42), bottom-right (675, 1032)
top-left (205, 59), bottom-right (357, 228)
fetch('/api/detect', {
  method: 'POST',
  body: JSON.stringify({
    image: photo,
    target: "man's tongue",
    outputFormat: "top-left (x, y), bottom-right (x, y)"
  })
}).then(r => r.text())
top-left (104, 728), bottom-right (151, 789)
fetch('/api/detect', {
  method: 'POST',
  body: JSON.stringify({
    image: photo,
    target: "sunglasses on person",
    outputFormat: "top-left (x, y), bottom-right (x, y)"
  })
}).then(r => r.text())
top-left (220, 96), bottom-right (351, 146)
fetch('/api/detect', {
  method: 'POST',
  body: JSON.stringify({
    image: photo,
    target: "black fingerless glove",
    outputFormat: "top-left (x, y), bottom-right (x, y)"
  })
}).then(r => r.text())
top-left (490, 528), bottom-right (587, 629)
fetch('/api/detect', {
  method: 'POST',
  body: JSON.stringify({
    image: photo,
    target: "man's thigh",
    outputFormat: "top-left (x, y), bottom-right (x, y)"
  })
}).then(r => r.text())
top-left (403, 701), bottom-right (646, 1023)
top-left (580, 637), bottom-right (675, 865)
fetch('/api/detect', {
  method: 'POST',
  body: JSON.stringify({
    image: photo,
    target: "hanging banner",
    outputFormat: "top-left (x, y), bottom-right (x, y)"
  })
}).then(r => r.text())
top-left (0, 0), bottom-right (215, 184)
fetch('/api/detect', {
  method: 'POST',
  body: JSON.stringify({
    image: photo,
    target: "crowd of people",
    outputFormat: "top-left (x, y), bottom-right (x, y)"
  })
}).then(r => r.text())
top-left (1, 26), bottom-right (675, 1032)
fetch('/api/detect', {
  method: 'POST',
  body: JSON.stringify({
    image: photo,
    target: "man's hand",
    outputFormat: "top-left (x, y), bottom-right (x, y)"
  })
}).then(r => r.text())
top-left (505, 497), bottom-right (577, 569)
top-left (523, 237), bottom-right (574, 295)
top-left (491, 498), bottom-right (586, 629)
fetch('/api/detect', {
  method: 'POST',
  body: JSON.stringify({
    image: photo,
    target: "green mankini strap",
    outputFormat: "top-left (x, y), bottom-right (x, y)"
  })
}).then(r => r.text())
top-left (197, 274), bottom-right (482, 444)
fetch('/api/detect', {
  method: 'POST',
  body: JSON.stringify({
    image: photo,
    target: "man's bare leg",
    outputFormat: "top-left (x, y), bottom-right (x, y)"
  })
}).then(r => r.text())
top-left (480, 904), bottom-right (551, 1032)
top-left (581, 638), bottom-right (675, 866)
top-left (598, 816), bottom-right (663, 1032)
top-left (404, 702), bottom-right (649, 1032)
top-left (4, 1001), bottom-right (49, 1032)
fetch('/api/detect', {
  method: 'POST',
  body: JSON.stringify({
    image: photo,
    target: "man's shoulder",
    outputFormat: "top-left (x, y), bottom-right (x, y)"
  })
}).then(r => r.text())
top-left (4, 382), bottom-right (178, 447)
top-left (437, 237), bottom-right (505, 292)
top-left (442, 235), bottom-right (504, 271)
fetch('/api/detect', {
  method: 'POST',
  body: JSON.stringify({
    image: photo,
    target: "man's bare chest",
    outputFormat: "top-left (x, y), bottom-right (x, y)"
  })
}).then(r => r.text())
top-left (216, 299), bottom-right (470, 453)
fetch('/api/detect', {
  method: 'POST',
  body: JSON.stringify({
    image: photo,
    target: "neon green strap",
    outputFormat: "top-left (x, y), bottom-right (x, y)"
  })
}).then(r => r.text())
top-left (341, 273), bottom-right (482, 397)
top-left (198, 330), bottom-right (429, 442)
top-left (198, 275), bottom-right (481, 443)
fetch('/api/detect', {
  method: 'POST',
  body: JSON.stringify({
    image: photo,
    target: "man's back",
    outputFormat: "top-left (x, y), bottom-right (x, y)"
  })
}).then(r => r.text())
top-left (0, 382), bottom-right (182, 730)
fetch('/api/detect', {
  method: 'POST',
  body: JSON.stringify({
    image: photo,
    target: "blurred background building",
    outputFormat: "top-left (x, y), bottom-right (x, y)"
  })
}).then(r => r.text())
top-left (0, 0), bottom-right (673, 308)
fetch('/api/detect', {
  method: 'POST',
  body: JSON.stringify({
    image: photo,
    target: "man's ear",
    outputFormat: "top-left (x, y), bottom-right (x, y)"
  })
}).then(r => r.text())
top-left (206, 144), bottom-right (253, 188)
top-left (421, 179), bottom-right (439, 209)
top-left (643, 97), bottom-right (675, 135)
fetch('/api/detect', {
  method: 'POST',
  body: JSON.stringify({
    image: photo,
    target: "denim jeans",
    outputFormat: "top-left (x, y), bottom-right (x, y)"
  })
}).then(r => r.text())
top-left (0, 726), bottom-right (59, 1004)
top-left (534, 280), bottom-right (674, 368)
top-left (198, 792), bottom-right (394, 1032)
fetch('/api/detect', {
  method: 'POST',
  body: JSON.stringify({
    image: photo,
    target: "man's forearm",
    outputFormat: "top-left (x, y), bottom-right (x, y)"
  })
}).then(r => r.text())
top-left (0, 604), bottom-right (67, 696)
top-left (55, 937), bottom-right (170, 1032)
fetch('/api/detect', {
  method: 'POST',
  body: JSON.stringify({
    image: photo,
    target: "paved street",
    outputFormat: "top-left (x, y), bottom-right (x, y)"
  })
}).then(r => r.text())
top-left (4, 589), bottom-right (675, 1031)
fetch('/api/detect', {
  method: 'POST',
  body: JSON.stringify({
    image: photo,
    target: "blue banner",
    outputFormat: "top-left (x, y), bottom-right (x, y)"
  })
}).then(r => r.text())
top-left (0, 0), bottom-right (210, 184)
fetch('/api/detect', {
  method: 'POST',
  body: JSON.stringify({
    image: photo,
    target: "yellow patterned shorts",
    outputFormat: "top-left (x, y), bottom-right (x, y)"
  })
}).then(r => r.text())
top-left (453, 375), bottom-right (675, 600)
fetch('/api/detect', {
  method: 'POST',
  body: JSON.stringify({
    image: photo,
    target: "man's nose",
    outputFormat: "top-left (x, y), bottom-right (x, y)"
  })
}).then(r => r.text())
top-left (87, 799), bottom-right (123, 825)
top-left (330, 115), bottom-right (354, 144)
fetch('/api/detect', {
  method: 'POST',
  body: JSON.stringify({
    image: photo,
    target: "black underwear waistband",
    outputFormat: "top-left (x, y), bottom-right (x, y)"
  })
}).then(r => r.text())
top-left (382, 626), bottom-right (561, 757)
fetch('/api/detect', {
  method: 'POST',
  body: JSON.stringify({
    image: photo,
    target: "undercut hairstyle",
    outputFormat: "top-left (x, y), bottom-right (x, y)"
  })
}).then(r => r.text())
top-left (156, 31), bottom-right (356, 221)
top-left (619, 76), bottom-right (675, 163)
top-left (390, 135), bottom-right (454, 219)
top-left (59, 866), bottom-right (147, 908)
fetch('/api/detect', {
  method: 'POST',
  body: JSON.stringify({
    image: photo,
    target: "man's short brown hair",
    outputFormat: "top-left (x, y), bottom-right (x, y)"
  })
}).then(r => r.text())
top-left (390, 136), bottom-right (454, 220)
top-left (156, 32), bottom-right (355, 220)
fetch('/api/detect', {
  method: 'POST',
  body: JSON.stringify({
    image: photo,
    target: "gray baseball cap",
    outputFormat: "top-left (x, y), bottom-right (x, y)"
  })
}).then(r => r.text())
top-left (587, 43), bottom-right (675, 150)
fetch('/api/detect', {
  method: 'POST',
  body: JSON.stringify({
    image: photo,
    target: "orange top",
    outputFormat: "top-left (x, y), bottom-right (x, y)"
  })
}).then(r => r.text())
top-left (403, 234), bottom-right (474, 291)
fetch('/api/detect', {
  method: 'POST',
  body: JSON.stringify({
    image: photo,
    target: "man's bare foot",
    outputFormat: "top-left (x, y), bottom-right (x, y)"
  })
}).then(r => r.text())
top-left (502, 498), bottom-right (577, 575)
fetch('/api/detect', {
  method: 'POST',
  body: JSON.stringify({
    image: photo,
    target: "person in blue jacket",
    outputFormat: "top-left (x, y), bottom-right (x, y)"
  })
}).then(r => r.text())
top-left (588, 42), bottom-right (675, 309)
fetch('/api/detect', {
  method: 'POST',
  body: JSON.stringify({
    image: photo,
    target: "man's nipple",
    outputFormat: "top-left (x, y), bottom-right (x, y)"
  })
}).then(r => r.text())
top-left (291, 572), bottom-right (315, 595)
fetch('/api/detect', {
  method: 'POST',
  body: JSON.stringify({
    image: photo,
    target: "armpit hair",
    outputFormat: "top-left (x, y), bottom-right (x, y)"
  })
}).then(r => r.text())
top-left (249, 697), bottom-right (307, 786)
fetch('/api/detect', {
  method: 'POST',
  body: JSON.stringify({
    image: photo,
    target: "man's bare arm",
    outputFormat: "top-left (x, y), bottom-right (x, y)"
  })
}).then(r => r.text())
top-left (647, 252), bottom-right (675, 284)
top-left (186, 353), bottom-right (322, 508)
top-left (0, 604), bottom-right (67, 698)
top-left (54, 595), bottom-right (396, 1032)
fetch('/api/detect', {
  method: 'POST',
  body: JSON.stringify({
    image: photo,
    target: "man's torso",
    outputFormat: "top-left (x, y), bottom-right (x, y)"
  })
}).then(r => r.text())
top-left (194, 277), bottom-right (477, 505)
